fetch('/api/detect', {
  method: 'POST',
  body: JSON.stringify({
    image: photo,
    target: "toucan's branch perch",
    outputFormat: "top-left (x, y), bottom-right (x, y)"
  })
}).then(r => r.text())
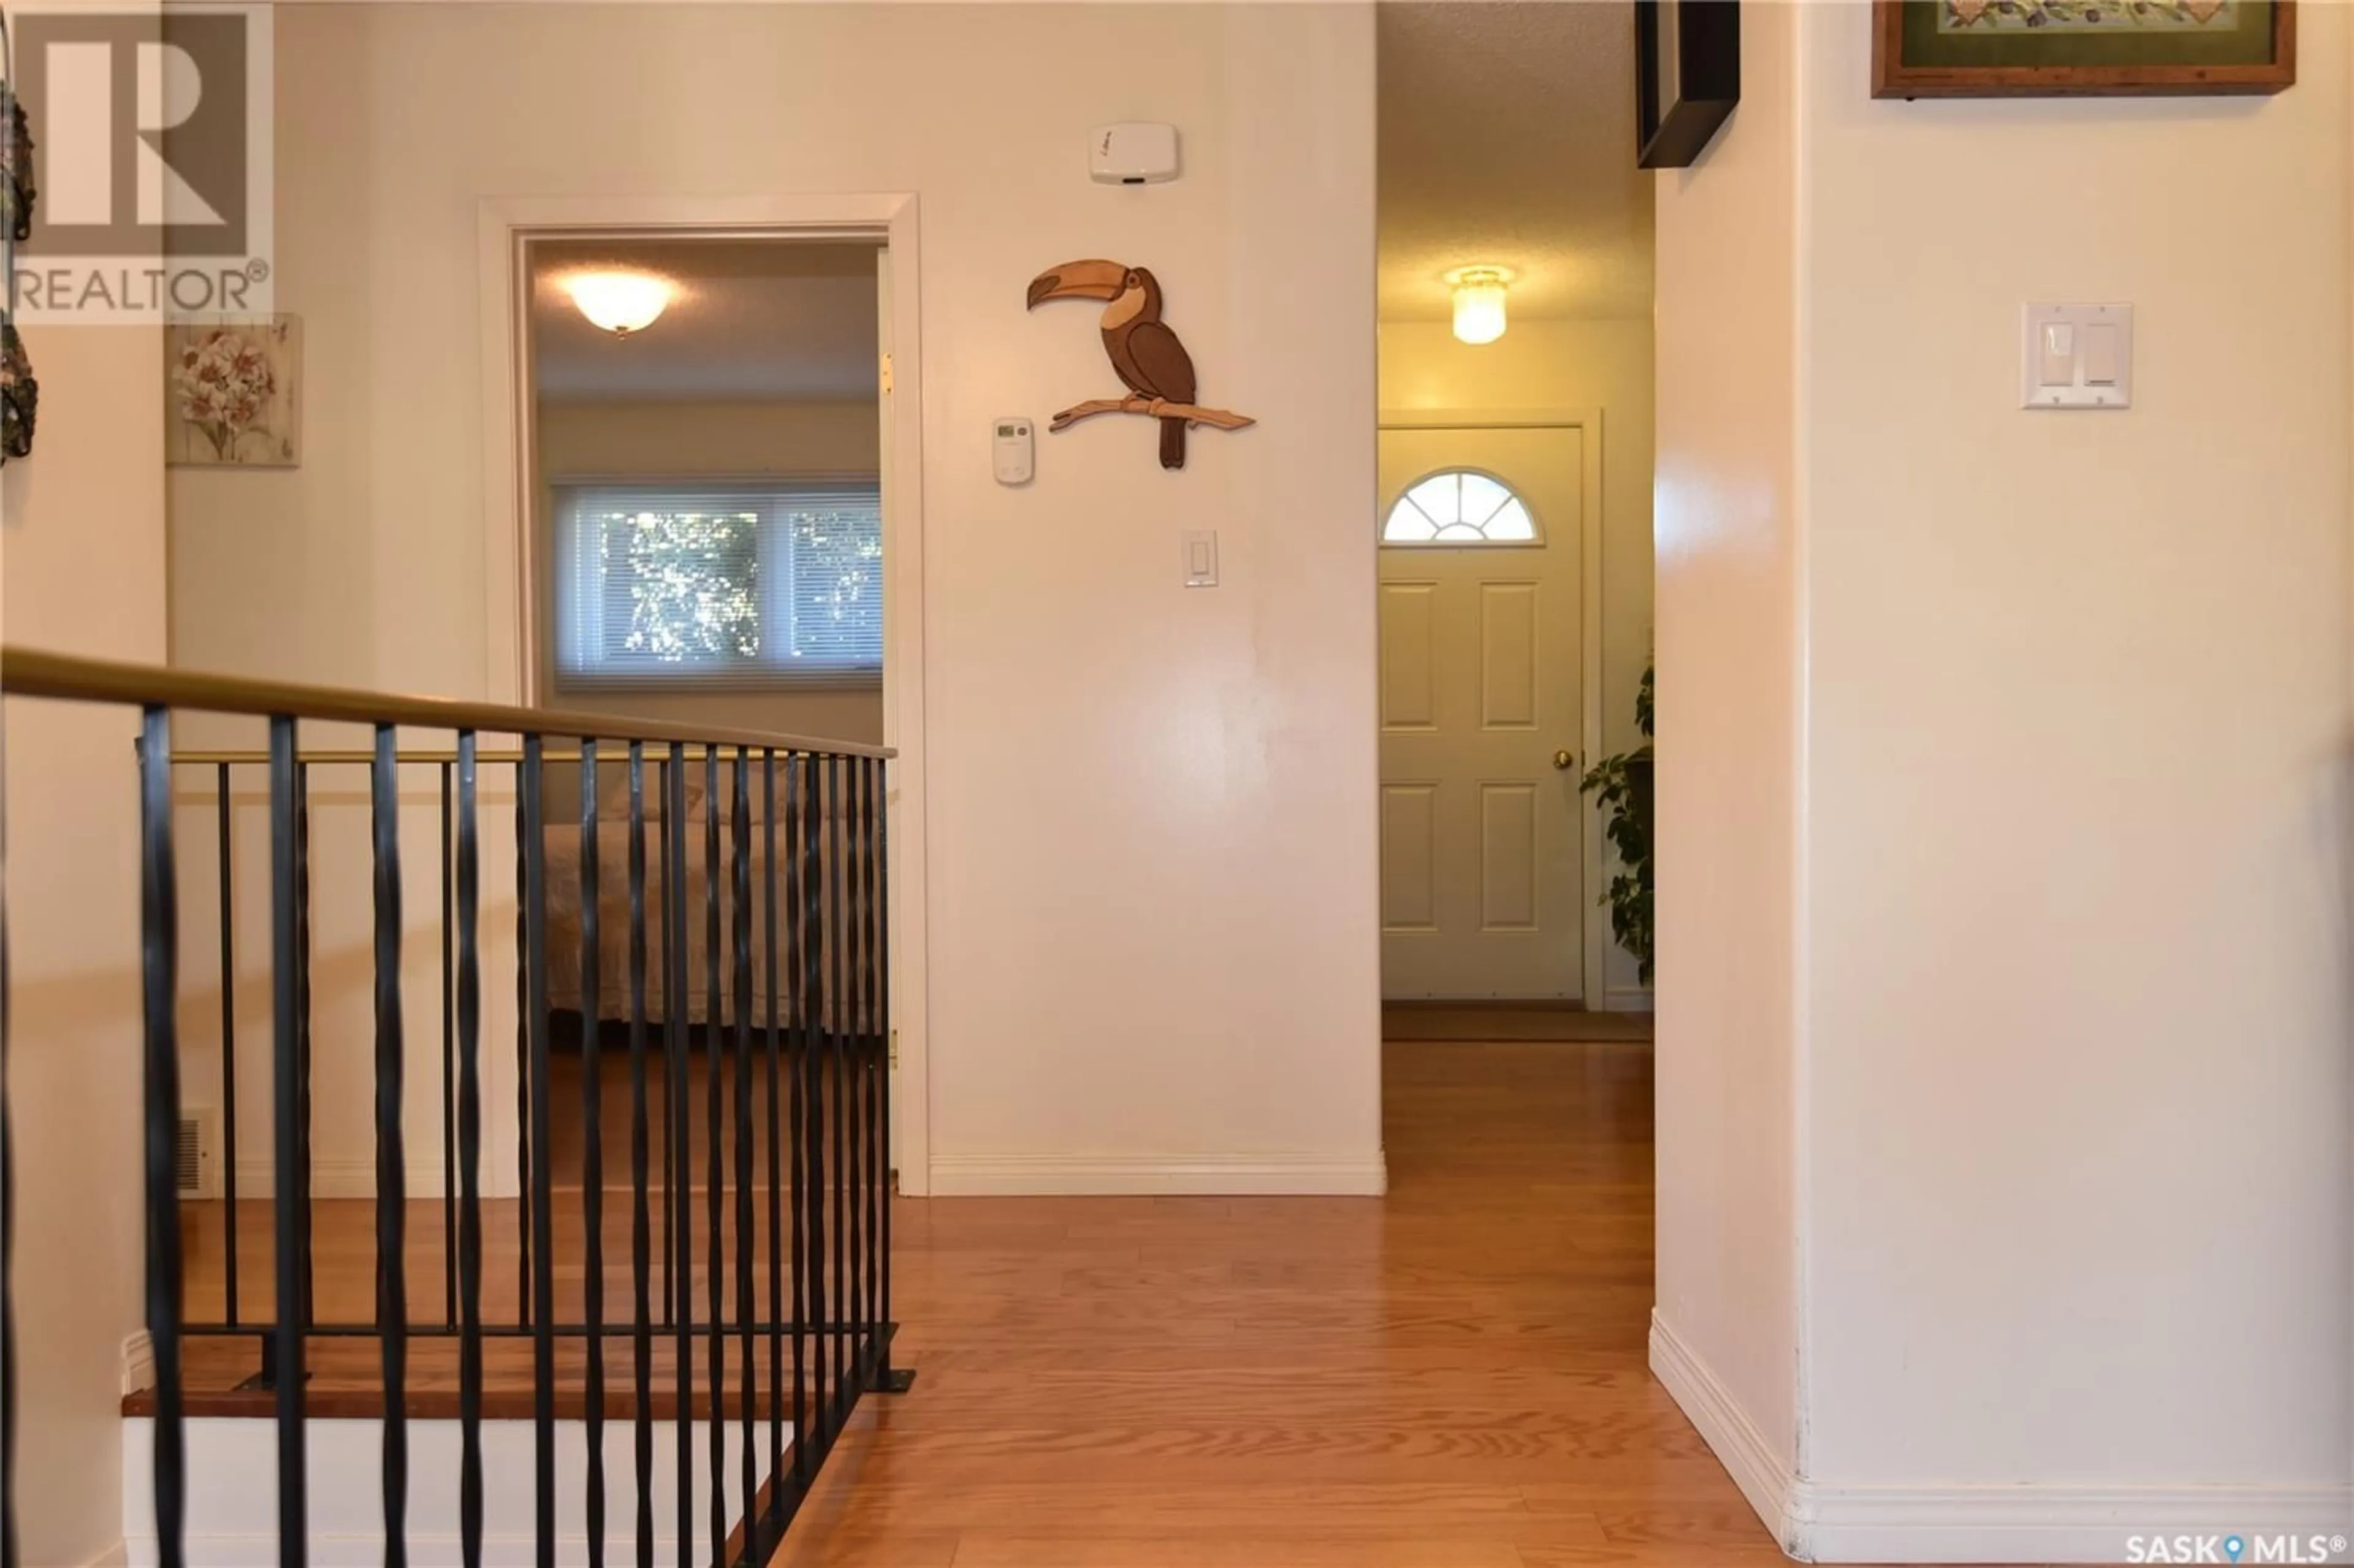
top-left (1048, 394), bottom-right (1257, 434)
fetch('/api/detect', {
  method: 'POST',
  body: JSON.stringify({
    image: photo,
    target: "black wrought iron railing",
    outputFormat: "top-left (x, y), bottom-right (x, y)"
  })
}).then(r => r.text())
top-left (0, 648), bottom-right (908, 1568)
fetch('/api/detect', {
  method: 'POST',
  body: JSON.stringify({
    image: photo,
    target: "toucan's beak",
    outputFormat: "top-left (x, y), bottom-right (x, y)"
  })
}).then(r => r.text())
top-left (1027, 258), bottom-right (1127, 310)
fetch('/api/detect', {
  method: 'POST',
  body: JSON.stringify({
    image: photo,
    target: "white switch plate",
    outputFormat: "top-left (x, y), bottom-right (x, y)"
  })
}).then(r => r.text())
top-left (2021, 303), bottom-right (2133, 410)
top-left (1182, 530), bottom-right (1217, 588)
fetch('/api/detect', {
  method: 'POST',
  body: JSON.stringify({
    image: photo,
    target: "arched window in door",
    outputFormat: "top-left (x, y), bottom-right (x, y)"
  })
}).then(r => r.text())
top-left (1380, 468), bottom-right (1540, 545)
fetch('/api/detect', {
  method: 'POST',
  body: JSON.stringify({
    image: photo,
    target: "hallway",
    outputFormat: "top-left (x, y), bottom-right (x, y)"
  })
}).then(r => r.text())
top-left (783, 1036), bottom-right (1787, 1567)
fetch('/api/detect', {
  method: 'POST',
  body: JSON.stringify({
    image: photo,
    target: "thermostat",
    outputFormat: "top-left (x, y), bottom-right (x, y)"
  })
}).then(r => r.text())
top-left (992, 416), bottom-right (1034, 485)
top-left (1089, 123), bottom-right (1180, 185)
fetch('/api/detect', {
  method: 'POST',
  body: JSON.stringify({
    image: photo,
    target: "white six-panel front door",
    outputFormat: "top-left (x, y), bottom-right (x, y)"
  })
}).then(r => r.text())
top-left (1377, 425), bottom-right (1584, 1000)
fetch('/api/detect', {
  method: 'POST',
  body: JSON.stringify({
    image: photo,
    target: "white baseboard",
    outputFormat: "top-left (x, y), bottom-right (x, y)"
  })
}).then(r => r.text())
top-left (1604, 986), bottom-right (1655, 1013)
top-left (1650, 1310), bottom-right (2353, 1564)
top-left (234, 1159), bottom-right (468, 1201)
top-left (121, 1331), bottom-right (154, 1398)
top-left (1648, 1310), bottom-right (1802, 1554)
top-left (927, 1149), bottom-right (1388, 1197)
top-left (1796, 1482), bottom-right (2353, 1563)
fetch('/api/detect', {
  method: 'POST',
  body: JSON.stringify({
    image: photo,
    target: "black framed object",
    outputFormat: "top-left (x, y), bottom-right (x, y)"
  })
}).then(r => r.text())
top-left (1636, 0), bottom-right (1740, 170)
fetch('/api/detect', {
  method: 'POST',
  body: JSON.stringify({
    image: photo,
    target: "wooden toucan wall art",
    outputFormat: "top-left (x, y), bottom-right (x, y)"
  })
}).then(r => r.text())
top-left (1026, 259), bottom-right (1254, 470)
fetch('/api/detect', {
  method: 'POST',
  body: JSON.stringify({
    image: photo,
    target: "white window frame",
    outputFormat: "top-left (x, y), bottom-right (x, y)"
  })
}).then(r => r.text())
top-left (1379, 465), bottom-right (1547, 548)
top-left (550, 476), bottom-right (885, 693)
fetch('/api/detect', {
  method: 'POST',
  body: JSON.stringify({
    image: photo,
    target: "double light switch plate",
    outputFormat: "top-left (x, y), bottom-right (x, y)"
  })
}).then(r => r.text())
top-left (2022, 303), bottom-right (2132, 410)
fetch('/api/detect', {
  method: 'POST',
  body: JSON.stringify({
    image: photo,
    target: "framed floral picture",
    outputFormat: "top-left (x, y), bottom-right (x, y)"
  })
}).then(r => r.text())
top-left (166, 316), bottom-right (301, 467)
top-left (1872, 0), bottom-right (2295, 97)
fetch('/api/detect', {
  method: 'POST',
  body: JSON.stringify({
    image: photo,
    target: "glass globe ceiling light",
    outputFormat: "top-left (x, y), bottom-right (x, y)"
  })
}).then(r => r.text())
top-left (1446, 266), bottom-right (1514, 346)
top-left (566, 270), bottom-right (672, 336)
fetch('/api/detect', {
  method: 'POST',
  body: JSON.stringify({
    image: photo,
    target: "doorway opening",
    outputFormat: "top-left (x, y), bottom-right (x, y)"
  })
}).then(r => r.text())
top-left (1374, 1), bottom-right (1656, 1039)
top-left (479, 196), bottom-right (934, 1191)
top-left (1370, 11), bottom-right (1667, 1514)
top-left (521, 235), bottom-right (886, 1189)
top-left (524, 237), bottom-right (888, 745)
top-left (482, 219), bottom-right (934, 1191)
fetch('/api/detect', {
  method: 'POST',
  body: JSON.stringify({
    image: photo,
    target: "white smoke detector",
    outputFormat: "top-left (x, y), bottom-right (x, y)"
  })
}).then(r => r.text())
top-left (1089, 123), bottom-right (1180, 186)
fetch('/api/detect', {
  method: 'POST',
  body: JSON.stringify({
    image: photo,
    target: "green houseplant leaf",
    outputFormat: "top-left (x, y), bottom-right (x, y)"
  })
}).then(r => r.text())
top-left (1578, 661), bottom-right (1654, 985)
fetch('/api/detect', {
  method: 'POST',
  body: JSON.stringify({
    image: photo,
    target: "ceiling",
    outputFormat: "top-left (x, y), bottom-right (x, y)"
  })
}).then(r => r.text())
top-left (530, 238), bottom-right (881, 403)
top-left (528, 10), bottom-right (1647, 384)
top-left (1378, 1), bottom-right (1654, 324)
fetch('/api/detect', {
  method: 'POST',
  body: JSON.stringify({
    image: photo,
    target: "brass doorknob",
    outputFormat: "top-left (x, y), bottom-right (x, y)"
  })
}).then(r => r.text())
top-left (1553, 749), bottom-right (1576, 771)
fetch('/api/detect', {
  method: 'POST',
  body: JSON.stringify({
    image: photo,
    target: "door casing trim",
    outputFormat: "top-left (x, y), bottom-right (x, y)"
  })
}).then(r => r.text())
top-left (478, 192), bottom-right (936, 1192)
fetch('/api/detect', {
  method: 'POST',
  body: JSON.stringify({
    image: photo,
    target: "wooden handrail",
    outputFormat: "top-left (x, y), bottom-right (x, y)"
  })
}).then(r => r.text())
top-left (1, 647), bottom-right (894, 759)
top-left (163, 748), bottom-right (802, 766)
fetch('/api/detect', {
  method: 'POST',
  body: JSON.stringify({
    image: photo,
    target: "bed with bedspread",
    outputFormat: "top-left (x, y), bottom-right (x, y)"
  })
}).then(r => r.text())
top-left (538, 764), bottom-right (876, 1031)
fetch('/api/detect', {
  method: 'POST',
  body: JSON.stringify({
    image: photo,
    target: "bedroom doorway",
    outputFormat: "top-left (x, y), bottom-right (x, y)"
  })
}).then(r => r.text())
top-left (482, 195), bottom-right (934, 1193)
top-left (524, 235), bottom-right (888, 1195)
top-left (525, 237), bottom-right (889, 744)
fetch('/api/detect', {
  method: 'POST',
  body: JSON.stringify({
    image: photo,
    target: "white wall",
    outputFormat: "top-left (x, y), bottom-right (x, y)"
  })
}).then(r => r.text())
top-left (167, 2), bottom-right (1384, 1193)
top-left (1647, 0), bottom-right (1803, 1534)
top-left (1, 322), bottom-right (167, 1563)
top-left (129, 1415), bottom-right (752, 1568)
top-left (170, 751), bottom-right (521, 1205)
top-left (536, 398), bottom-right (880, 482)
top-left (1797, 0), bottom-right (2350, 1523)
top-left (1655, 2), bottom-right (2353, 1556)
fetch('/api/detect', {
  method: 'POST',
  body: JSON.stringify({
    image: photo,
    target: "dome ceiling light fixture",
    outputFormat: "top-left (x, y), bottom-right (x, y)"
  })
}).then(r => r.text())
top-left (564, 269), bottom-right (673, 337)
top-left (1445, 266), bottom-right (1514, 346)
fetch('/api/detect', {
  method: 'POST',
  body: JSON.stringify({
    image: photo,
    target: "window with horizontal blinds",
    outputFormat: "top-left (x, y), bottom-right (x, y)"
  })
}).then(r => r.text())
top-left (553, 480), bottom-right (882, 687)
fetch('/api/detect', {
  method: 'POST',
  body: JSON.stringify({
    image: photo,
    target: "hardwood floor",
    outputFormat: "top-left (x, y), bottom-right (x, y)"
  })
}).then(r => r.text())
top-left (152, 1040), bottom-right (880, 1412)
top-left (773, 1038), bottom-right (1794, 1567)
top-left (1381, 1003), bottom-right (1656, 1043)
top-left (158, 1035), bottom-right (1802, 1565)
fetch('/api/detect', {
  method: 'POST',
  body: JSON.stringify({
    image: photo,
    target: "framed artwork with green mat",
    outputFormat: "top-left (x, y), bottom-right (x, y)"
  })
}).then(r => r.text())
top-left (1872, 0), bottom-right (2293, 97)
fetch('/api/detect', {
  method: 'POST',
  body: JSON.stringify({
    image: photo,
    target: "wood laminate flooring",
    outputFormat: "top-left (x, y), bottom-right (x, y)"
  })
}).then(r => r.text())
top-left (154, 1035), bottom-right (1835, 1566)
top-left (773, 1037), bottom-right (1804, 1567)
